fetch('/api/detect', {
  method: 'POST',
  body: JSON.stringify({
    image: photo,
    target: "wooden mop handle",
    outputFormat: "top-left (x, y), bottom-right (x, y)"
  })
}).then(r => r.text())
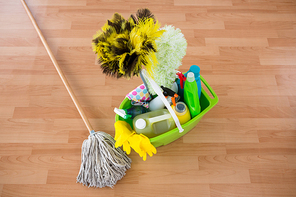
top-left (21, 0), bottom-right (94, 133)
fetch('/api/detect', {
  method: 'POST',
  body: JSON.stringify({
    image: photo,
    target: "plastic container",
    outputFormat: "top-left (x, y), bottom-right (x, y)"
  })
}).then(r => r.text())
top-left (171, 82), bottom-right (178, 93)
top-left (171, 102), bottom-right (191, 125)
top-left (149, 82), bottom-right (178, 111)
top-left (114, 106), bottom-right (149, 119)
top-left (115, 75), bottom-right (218, 148)
top-left (185, 65), bottom-right (201, 98)
top-left (184, 72), bottom-right (201, 117)
top-left (133, 109), bottom-right (176, 138)
top-left (148, 96), bottom-right (165, 111)
top-left (177, 65), bottom-right (202, 100)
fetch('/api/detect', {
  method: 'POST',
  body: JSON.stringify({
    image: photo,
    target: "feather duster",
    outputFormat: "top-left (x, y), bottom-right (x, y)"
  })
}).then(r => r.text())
top-left (130, 8), bottom-right (155, 24)
top-left (92, 9), bottom-right (164, 78)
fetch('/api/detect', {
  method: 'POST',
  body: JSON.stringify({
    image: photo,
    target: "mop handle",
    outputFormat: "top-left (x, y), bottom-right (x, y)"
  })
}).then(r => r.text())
top-left (21, 0), bottom-right (94, 133)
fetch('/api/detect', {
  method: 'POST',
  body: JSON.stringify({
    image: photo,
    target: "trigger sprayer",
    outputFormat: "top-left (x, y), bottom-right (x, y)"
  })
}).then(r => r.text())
top-left (114, 106), bottom-right (149, 119)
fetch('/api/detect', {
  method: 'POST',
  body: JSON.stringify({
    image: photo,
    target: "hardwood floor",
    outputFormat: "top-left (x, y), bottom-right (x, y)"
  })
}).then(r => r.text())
top-left (0, 0), bottom-right (296, 196)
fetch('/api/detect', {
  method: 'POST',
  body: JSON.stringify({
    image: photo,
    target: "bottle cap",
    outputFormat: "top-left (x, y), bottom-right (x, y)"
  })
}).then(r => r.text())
top-left (175, 102), bottom-right (186, 113)
top-left (135, 118), bottom-right (146, 129)
top-left (187, 72), bottom-right (195, 82)
top-left (189, 65), bottom-right (200, 75)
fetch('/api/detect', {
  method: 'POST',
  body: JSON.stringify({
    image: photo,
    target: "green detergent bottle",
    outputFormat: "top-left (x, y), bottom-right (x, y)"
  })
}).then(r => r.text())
top-left (184, 72), bottom-right (201, 118)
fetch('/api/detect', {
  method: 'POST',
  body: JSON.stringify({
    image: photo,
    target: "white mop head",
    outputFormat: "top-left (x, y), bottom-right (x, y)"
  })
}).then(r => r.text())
top-left (77, 131), bottom-right (132, 188)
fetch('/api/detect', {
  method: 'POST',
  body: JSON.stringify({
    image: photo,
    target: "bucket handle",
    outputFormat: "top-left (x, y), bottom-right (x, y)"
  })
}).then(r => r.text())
top-left (141, 70), bottom-right (184, 133)
top-left (200, 76), bottom-right (219, 105)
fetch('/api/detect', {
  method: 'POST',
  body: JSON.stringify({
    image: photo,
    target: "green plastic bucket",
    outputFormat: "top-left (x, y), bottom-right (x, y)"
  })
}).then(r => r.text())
top-left (115, 75), bottom-right (219, 148)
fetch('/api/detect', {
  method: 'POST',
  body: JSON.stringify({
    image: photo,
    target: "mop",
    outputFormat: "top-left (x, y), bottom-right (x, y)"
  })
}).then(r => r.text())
top-left (20, 0), bottom-right (131, 188)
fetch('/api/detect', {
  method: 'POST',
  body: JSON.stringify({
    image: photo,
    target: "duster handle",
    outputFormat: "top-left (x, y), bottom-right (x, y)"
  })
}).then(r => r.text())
top-left (21, 0), bottom-right (94, 133)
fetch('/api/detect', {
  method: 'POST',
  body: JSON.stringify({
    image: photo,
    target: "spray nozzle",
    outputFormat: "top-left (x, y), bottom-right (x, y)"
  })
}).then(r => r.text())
top-left (114, 108), bottom-right (131, 119)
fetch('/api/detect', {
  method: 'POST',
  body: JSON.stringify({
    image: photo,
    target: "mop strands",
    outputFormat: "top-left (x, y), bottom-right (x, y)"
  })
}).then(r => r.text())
top-left (21, 0), bottom-right (131, 188)
top-left (77, 131), bottom-right (131, 187)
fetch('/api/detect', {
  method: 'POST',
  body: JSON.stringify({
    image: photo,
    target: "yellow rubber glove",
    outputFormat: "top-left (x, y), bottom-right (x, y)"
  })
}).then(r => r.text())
top-left (114, 121), bottom-right (135, 155)
top-left (128, 133), bottom-right (157, 161)
top-left (127, 134), bottom-right (144, 158)
top-left (139, 134), bottom-right (157, 158)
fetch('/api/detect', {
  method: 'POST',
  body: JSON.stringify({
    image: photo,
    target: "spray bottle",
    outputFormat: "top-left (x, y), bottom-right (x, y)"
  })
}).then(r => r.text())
top-left (114, 106), bottom-right (149, 119)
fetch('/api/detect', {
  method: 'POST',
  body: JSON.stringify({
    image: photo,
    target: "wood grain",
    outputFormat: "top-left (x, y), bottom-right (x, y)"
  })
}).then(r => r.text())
top-left (210, 184), bottom-right (296, 197)
top-left (0, 0), bottom-right (296, 196)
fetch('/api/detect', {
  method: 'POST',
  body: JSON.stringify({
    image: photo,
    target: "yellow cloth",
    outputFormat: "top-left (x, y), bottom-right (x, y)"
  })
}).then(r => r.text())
top-left (114, 120), bottom-right (157, 161)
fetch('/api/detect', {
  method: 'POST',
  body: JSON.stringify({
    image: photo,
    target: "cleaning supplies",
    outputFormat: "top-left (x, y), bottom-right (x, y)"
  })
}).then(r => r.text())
top-left (161, 86), bottom-right (180, 106)
top-left (128, 133), bottom-right (157, 161)
top-left (21, 0), bottom-right (132, 188)
top-left (133, 109), bottom-right (176, 138)
top-left (145, 25), bottom-right (187, 95)
top-left (141, 69), bottom-right (184, 133)
top-left (184, 72), bottom-right (201, 118)
top-left (92, 9), bottom-right (165, 78)
top-left (148, 83), bottom-right (179, 111)
top-left (114, 106), bottom-right (149, 119)
top-left (171, 102), bottom-right (191, 125)
top-left (171, 82), bottom-right (178, 93)
top-left (177, 65), bottom-right (202, 101)
top-left (148, 96), bottom-right (165, 111)
top-left (184, 65), bottom-right (202, 98)
top-left (114, 121), bottom-right (134, 154)
top-left (126, 84), bottom-right (151, 109)
top-left (114, 121), bottom-right (157, 161)
top-left (176, 71), bottom-right (186, 101)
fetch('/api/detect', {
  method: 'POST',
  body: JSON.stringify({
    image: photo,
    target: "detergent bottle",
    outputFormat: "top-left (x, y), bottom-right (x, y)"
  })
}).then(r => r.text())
top-left (184, 72), bottom-right (201, 118)
top-left (184, 65), bottom-right (202, 98)
top-left (177, 65), bottom-right (202, 100)
top-left (171, 102), bottom-right (191, 125)
top-left (133, 109), bottom-right (176, 138)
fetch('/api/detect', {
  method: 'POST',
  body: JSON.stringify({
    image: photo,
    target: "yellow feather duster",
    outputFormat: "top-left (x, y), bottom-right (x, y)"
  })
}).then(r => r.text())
top-left (92, 9), bottom-right (165, 78)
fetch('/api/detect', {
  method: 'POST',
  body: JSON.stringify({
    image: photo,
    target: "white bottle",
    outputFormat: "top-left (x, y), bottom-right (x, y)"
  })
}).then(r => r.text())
top-left (133, 109), bottom-right (176, 138)
top-left (149, 96), bottom-right (165, 111)
top-left (149, 82), bottom-right (178, 111)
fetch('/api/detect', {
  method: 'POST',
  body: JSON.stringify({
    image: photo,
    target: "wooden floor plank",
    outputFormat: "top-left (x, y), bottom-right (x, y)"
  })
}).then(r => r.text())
top-left (2, 184), bottom-right (114, 197)
top-left (250, 169), bottom-right (296, 184)
top-left (206, 38), bottom-right (269, 47)
top-left (0, 144), bottom-right (32, 156)
top-left (114, 184), bottom-right (211, 197)
top-left (0, 154), bottom-right (79, 169)
top-left (198, 155), bottom-right (295, 170)
top-left (0, 170), bottom-right (48, 184)
top-left (210, 183), bottom-right (296, 197)
top-left (139, 169), bottom-right (251, 184)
